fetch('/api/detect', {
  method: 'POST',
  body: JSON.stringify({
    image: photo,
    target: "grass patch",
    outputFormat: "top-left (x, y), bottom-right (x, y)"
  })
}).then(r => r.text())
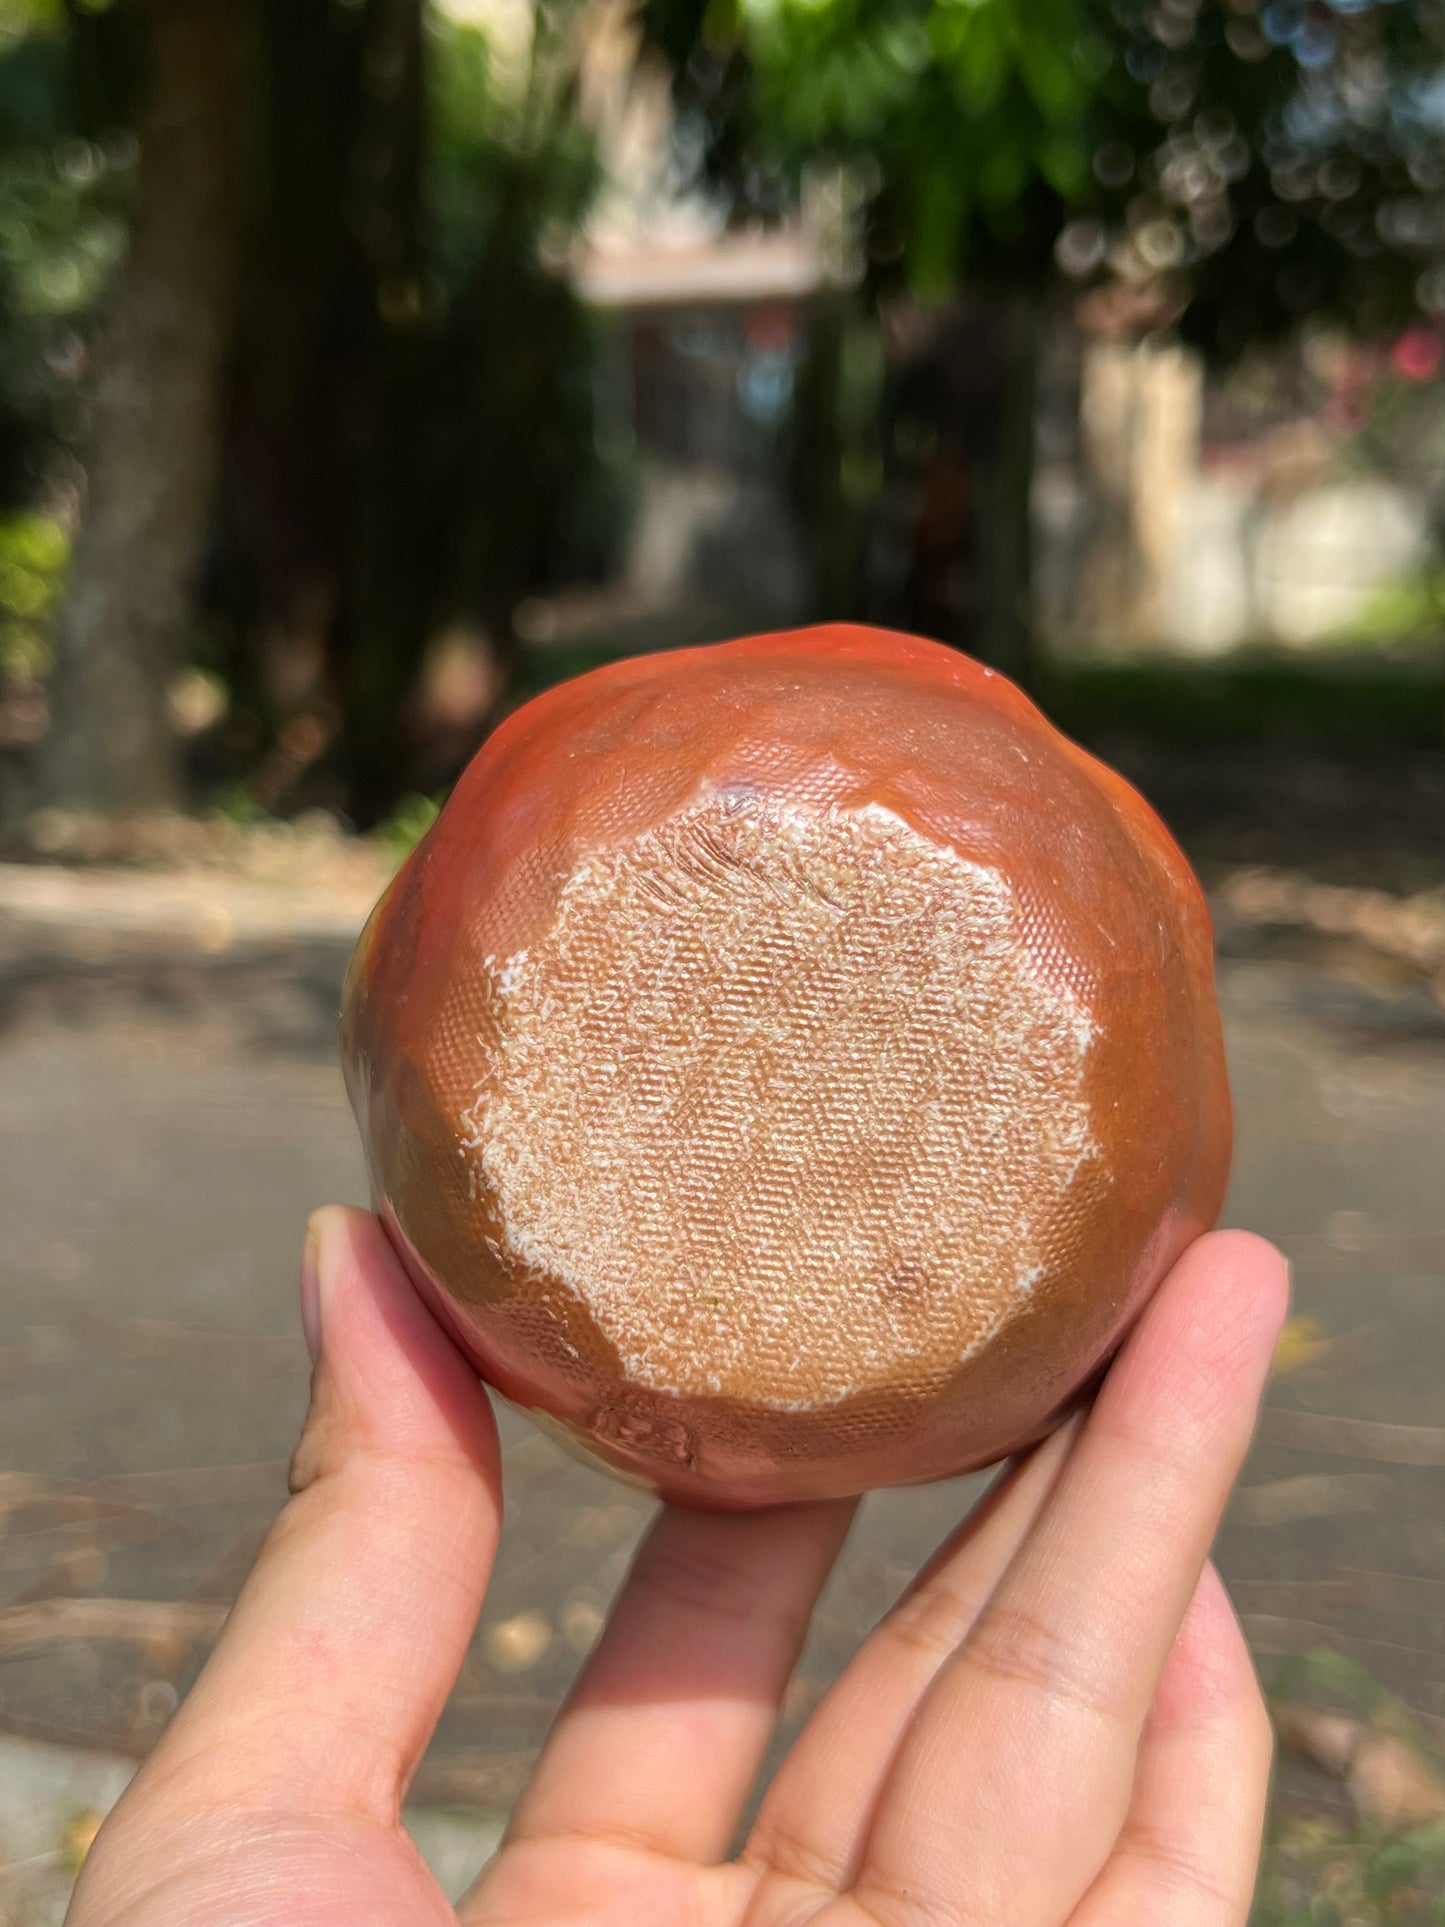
top-left (1255, 1817), bottom-right (1445, 1925)
top-left (1039, 649), bottom-right (1444, 756)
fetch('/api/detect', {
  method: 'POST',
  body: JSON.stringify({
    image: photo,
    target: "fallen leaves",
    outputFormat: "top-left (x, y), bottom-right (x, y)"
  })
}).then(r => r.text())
top-left (1235, 1569), bottom-right (1445, 1621)
top-left (60, 1808), bottom-right (104, 1873)
top-left (1217, 868), bottom-right (1445, 1007)
top-left (484, 1611), bottom-right (553, 1676)
top-left (1273, 1314), bottom-right (1333, 1377)
top-left (0, 1473), bottom-right (170, 1546)
top-left (80, 1463), bottom-right (289, 1508)
top-left (1276, 1701), bottom-right (1445, 1831)
top-left (558, 1597), bottom-right (605, 1656)
top-left (66, 1309), bottom-right (297, 1378)
top-left (0, 1597), bottom-right (228, 1665)
top-left (1262, 1410), bottom-right (1445, 1467)
top-left (1232, 1472), bottom-right (1391, 1525)
top-left (1257, 1811), bottom-right (1445, 1926)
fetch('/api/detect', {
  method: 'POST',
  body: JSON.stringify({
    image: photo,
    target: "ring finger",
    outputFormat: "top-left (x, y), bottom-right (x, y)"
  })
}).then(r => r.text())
top-left (1068, 1563), bottom-right (1273, 1927)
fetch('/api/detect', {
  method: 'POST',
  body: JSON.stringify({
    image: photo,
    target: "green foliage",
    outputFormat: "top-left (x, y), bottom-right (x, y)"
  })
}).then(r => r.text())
top-left (372, 788), bottom-right (443, 861)
top-left (0, 1), bottom-right (134, 504)
top-left (0, 0), bottom-right (133, 307)
top-left (1255, 1816), bottom-right (1445, 1926)
top-left (208, 780), bottom-right (273, 829)
top-left (0, 0), bottom-right (63, 42)
top-left (1042, 651), bottom-right (1445, 753)
top-left (1365, 1822), bottom-right (1445, 1903)
top-left (425, 15), bottom-right (618, 615)
top-left (1123, 0), bottom-right (1445, 355)
top-left (429, 13), bottom-right (597, 277)
top-left (0, 503), bottom-right (64, 674)
top-left (1344, 567), bottom-right (1445, 648)
top-left (654, 0), bottom-right (1107, 293)
top-left (645, 0), bottom-right (1445, 339)
top-left (0, 148), bottom-right (128, 318)
top-left (1254, 1653), bottom-right (1445, 1925)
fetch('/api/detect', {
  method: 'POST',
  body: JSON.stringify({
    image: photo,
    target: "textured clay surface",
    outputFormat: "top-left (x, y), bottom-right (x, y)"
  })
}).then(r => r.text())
top-left (343, 625), bottom-right (1231, 1506)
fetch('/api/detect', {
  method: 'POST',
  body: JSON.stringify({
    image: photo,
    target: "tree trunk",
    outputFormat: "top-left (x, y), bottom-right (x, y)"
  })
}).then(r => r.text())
top-left (43, 0), bottom-right (249, 812)
top-left (331, 0), bottom-right (432, 826)
top-left (219, 0), bottom-right (369, 754)
top-left (792, 297), bottom-right (879, 622)
top-left (978, 295), bottom-right (1043, 690)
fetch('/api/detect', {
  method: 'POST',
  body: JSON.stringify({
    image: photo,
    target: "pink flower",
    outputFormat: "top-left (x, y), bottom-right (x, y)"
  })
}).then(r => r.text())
top-left (1391, 328), bottom-right (1443, 383)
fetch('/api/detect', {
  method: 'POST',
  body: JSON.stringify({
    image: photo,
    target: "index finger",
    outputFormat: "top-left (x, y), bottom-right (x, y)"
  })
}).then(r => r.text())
top-left (850, 1230), bottom-right (1288, 1927)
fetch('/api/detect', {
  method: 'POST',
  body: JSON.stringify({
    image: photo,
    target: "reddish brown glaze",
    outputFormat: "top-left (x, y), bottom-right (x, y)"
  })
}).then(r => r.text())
top-left (342, 625), bottom-right (1231, 1507)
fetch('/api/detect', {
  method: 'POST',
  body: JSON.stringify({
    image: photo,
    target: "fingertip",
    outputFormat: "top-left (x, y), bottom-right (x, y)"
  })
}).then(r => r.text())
top-left (1090, 1229), bottom-right (1289, 1477)
top-left (1194, 1228), bottom-right (1291, 1323)
top-left (300, 1204), bottom-right (500, 1480)
top-left (308, 1202), bottom-right (404, 1302)
top-left (1209, 1230), bottom-right (1293, 1378)
top-left (300, 1205), bottom-right (388, 1358)
top-left (1151, 1226), bottom-right (1290, 1364)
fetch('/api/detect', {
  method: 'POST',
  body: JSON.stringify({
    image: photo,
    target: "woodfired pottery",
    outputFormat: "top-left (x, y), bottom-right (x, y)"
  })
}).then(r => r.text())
top-left (342, 625), bottom-right (1231, 1507)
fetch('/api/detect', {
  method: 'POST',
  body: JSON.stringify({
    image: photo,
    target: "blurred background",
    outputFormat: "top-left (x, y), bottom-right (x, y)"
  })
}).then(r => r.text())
top-left (0, 0), bottom-right (1441, 1918)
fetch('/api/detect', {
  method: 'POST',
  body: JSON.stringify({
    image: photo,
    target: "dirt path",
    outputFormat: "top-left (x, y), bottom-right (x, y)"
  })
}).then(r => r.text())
top-left (0, 876), bottom-right (1442, 1918)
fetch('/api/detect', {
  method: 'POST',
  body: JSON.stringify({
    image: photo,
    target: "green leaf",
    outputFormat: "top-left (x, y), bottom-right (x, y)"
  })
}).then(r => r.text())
top-left (1271, 1646), bottom-right (1387, 1716)
top-left (1398, 1818), bottom-right (1445, 1863)
top-left (0, 557), bottom-right (48, 613)
top-left (946, 15), bottom-right (1006, 109)
top-left (881, 16), bottom-right (930, 75)
top-left (1013, 19), bottom-right (1083, 125)
top-left (1364, 1835), bottom-right (1422, 1899)
top-left (904, 164), bottom-right (965, 296)
top-left (1037, 133), bottom-right (1088, 201)
top-left (374, 791), bottom-right (445, 860)
top-left (977, 136), bottom-right (1028, 212)
top-left (0, 0), bottom-right (64, 36)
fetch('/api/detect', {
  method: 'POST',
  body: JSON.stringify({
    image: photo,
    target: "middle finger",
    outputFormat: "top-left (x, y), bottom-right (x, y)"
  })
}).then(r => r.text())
top-left (503, 1495), bottom-right (855, 1866)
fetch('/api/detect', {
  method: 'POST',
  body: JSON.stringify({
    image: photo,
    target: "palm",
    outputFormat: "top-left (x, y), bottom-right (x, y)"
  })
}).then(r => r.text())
top-left (470, 1834), bottom-right (734, 1925)
top-left (104, 1821), bottom-right (460, 1927)
top-left (69, 1212), bottom-right (1284, 1927)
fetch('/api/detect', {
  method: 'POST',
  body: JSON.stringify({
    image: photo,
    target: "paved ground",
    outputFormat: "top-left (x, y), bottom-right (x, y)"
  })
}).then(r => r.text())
top-left (0, 881), bottom-right (1442, 1920)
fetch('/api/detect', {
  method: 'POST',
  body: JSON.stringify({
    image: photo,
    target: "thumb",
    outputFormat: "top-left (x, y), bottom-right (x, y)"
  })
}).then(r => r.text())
top-left (129, 1206), bottom-right (502, 1824)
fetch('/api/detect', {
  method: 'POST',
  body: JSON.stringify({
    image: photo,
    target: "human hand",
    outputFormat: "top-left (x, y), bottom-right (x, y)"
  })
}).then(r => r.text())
top-left (68, 1208), bottom-right (1287, 1927)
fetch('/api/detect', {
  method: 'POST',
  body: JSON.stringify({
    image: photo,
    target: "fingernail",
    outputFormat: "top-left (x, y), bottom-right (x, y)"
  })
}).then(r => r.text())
top-left (301, 1215), bottom-right (324, 1365)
